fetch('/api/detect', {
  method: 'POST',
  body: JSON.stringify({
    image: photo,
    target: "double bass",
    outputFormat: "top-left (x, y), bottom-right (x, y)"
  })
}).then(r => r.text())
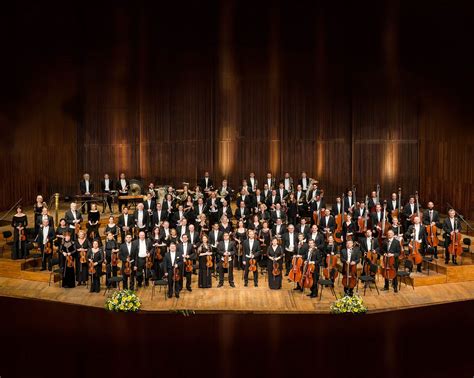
top-left (426, 224), bottom-right (439, 249)
top-left (391, 187), bottom-right (402, 219)
top-left (409, 192), bottom-right (421, 223)
top-left (334, 194), bottom-right (345, 244)
top-left (377, 201), bottom-right (391, 246)
top-left (357, 196), bottom-right (369, 233)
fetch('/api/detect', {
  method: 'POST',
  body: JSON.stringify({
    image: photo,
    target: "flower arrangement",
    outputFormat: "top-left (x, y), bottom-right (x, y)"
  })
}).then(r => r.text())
top-left (105, 289), bottom-right (141, 312)
top-left (330, 294), bottom-right (368, 314)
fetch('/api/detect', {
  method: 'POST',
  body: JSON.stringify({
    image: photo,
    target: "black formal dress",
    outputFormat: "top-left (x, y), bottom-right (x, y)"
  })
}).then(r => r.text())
top-left (87, 248), bottom-right (104, 293)
top-left (267, 245), bottom-right (283, 289)
top-left (61, 241), bottom-right (76, 288)
top-left (242, 238), bottom-right (261, 286)
top-left (75, 238), bottom-right (90, 284)
top-left (86, 210), bottom-right (100, 241)
top-left (163, 250), bottom-right (184, 297)
top-left (197, 244), bottom-right (213, 288)
top-left (105, 239), bottom-right (119, 288)
top-left (11, 214), bottom-right (28, 259)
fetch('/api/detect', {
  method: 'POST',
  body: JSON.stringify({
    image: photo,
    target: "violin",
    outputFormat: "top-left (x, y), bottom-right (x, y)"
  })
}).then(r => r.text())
top-left (448, 231), bottom-right (463, 257)
top-left (172, 266), bottom-right (181, 281)
top-left (206, 254), bottom-right (213, 268)
top-left (272, 261), bottom-right (281, 276)
top-left (124, 258), bottom-right (131, 276)
top-left (44, 240), bottom-right (52, 255)
top-left (66, 254), bottom-right (74, 268)
top-left (380, 253), bottom-right (397, 280)
top-left (249, 257), bottom-right (257, 272)
top-left (154, 245), bottom-right (163, 261)
top-left (146, 254), bottom-right (153, 270)
top-left (79, 249), bottom-right (87, 264)
top-left (426, 224), bottom-right (439, 248)
top-left (185, 258), bottom-right (193, 273)
top-left (88, 260), bottom-right (96, 275)
top-left (341, 261), bottom-right (358, 289)
top-left (111, 251), bottom-right (118, 267)
top-left (288, 255), bottom-right (303, 283)
top-left (20, 228), bottom-right (26, 241)
top-left (223, 254), bottom-right (229, 269)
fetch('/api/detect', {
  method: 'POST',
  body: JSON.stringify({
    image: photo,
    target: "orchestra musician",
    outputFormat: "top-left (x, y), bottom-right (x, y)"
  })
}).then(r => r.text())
top-left (60, 232), bottom-right (76, 288)
top-left (344, 190), bottom-right (356, 214)
top-left (104, 216), bottom-right (118, 240)
top-left (235, 201), bottom-right (251, 226)
top-left (35, 218), bottom-right (55, 271)
top-left (86, 203), bottom-right (100, 241)
top-left (277, 182), bottom-right (289, 204)
top-left (272, 218), bottom-right (287, 243)
top-left (116, 173), bottom-right (130, 212)
top-left (104, 231), bottom-right (120, 288)
top-left (132, 231), bottom-right (153, 288)
top-left (305, 239), bottom-right (323, 298)
top-left (309, 195), bottom-right (326, 225)
top-left (342, 214), bottom-right (357, 243)
top-left (443, 209), bottom-right (462, 265)
top-left (118, 207), bottom-right (134, 242)
top-left (381, 230), bottom-right (400, 293)
top-left (387, 192), bottom-right (400, 222)
top-left (178, 234), bottom-right (196, 292)
top-left (307, 224), bottom-right (325, 248)
top-left (198, 171), bottom-right (214, 193)
top-left (298, 172), bottom-right (310, 192)
top-left (423, 202), bottom-right (442, 259)
top-left (270, 203), bottom-right (287, 225)
top-left (242, 229), bottom-right (261, 287)
top-left (282, 224), bottom-right (297, 275)
top-left (282, 172), bottom-right (294, 193)
top-left (252, 188), bottom-right (266, 214)
top-left (100, 173), bottom-right (114, 214)
top-left (406, 216), bottom-right (427, 273)
top-left (87, 239), bottom-right (104, 293)
top-left (143, 192), bottom-right (156, 226)
top-left (217, 232), bottom-right (236, 287)
top-left (207, 191), bottom-right (220, 225)
top-left (266, 189), bottom-right (280, 210)
top-left (153, 202), bottom-right (167, 229)
top-left (35, 206), bottom-right (54, 234)
top-left (65, 202), bottom-right (82, 241)
top-left (79, 173), bottom-right (94, 213)
top-left (197, 235), bottom-right (213, 288)
top-left (340, 239), bottom-right (361, 296)
top-left (164, 242), bottom-right (183, 298)
top-left (75, 230), bottom-right (90, 285)
top-left (119, 234), bottom-right (135, 290)
top-left (265, 172), bottom-right (276, 190)
top-left (248, 172), bottom-right (258, 193)
top-left (267, 238), bottom-right (283, 290)
top-left (319, 209), bottom-right (336, 236)
top-left (217, 179), bottom-right (232, 203)
top-left (11, 206), bottom-right (28, 260)
top-left (134, 203), bottom-right (149, 235)
top-left (293, 233), bottom-right (309, 292)
top-left (286, 193), bottom-right (298, 226)
top-left (402, 196), bottom-right (420, 230)
top-left (233, 221), bottom-right (247, 270)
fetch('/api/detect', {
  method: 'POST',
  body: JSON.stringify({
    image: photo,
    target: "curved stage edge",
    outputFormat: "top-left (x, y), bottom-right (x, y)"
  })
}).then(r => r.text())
top-left (0, 296), bottom-right (472, 378)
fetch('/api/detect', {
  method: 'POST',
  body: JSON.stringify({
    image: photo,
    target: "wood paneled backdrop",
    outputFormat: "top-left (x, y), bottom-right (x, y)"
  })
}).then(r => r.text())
top-left (1, 0), bottom-right (473, 218)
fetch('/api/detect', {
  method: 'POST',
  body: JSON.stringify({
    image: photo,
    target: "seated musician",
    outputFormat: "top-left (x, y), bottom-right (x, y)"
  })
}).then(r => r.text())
top-left (79, 173), bottom-right (94, 213)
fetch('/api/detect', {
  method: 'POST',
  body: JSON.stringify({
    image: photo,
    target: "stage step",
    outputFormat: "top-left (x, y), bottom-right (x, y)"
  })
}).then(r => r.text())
top-left (0, 256), bottom-right (60, 283)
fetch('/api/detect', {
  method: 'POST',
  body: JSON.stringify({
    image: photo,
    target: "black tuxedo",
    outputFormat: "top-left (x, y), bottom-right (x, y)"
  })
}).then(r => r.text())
top-left (217, 240), bottom-right (236, 285)
top-left (272, 224), bottom-right (287, 238)
top-left (65, 209), bottom-right (82, 238)
top-left (118, 214), bottom-right (135, 242)
top-left (359, 237), bottom-right (380, 254)
top-left (270, 209), bottom-right (287, 224)
top-left (234, 207), bottom-right (251, 223)
top-left (381, 238), bottom-right (401, 289)
top-left (79, 180), bottom-right (94, 195)
top-left (209, 230), bottom-right (223, 248)
top-left (319, 215), bottom-right (336, 233)
top-left (119, 242), bottom-right (136, 289)
top-left (266, 195), bottom-right (280, 209)
top-left (242, 238), bottom-right (261, 285)
top-left (442, 217), bottom-right (462, 262)
top-left (35, 214), bottom-right (55, 230)
top-left (236, 195), bottom-right (251, 209)
top-left (344, 196), bottom-right (356, 212)
top-left (281, 232), bottom-right (297, 274)
top-left (35, 225), bottom-right (56, 270)
top-left (218, 206), bottom-right (233, 220)
top-left (133, 210), bottom-right (150, 233)
top-left (100, 179), bottom-right (115, 212)
top-left (116, 179), bottom-right (130, 211)
top-left (152, 210), bottom-right (167, 227)
top-left (331, 203), bottom-right (344, 217)
top-left (307, 232), bottom-right (325, 248)
top-left (193, 204), bottom-right (208, 220)
top-left (198, 177), bottom-right (214, 191)
top-left (177, 242), bottom-right (196, 290)
top-left (422, 209), bottom-right (441, 227)
top-left (131, 239), bottom-right (153, 286)
top-left (163, 250), bottom-right (184, 296)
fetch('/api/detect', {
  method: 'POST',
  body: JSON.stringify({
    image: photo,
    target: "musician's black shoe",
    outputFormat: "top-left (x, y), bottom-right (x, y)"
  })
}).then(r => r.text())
top-left (453, 261), bottom-right (458, 265)
top-left (293, 287), bottom-right (300, 291)
top-left (40, 268), bottom-right (46, 271)
top-left (254, 283), bottom-right (258, 287)
top-left (230, 283), bottom-right (235, 288)
top-left (167, 294), bottom-right (173, 298)
top-left (382, 287), bottom-right (389, 291)
top-left (445, 260), bottom-right (449, 264)
top-left (217, 283), bottom-right (223, 288)
top-left (308, 294), bottom-right (317, 298)
top-left (417, 268), bottom-right (422, 273)
top-left (394, 287), bottom-right (398, 293)
top-left (244, 282), bottom-right (248, 287)
top-left (186, 288), bottom-right (192, 292)
top-left (175, 294), bottom-right (180, 298)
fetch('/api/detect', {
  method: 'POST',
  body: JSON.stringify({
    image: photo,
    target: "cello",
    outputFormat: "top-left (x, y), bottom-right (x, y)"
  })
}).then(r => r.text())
top-left (377, 201), bottom-right (391, 247)
top-left (448, 218), bottom-right (463, 258)
top-left (288, 255), bottom-right (303, 283)
top-left (380, 253), bottom-right (397, 281)
top-left (322, 244), bottom-right (338, 281)
top-left (426, 224), bottom-right (439, 249)
top-left (408, 236), bottom-right (423, 265)
top-left (300, 260), bottom-right (315, 289)
top-left (392, 187), bottom-right (402, 219)
top-left (341, 259), bottom-right (358, 292)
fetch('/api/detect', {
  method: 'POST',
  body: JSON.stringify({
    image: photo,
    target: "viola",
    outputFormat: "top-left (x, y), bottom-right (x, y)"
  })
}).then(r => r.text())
top-left (20, 228), bottom-right (26, 241)
top-left (66, 254), bottom-right (74, 268)
top-left (185, 258), bottom-right (193, 273)
top-left (172, 266), bottom-right (181, 281)
top-left (88, 260), bottom-right (96, 275)
top-left (154, 245), bottom-right (163, 261)
top-left (206, 254), bottom-right (213, 268)
top-left (341, 261), bottom-right (358, 289)
top-left (223, 254), bottom-right (229, 269)
top-left (272, 260), bottom-right (280, 276)
top-left (44, 241), bottom-right (52, 255)
top-left (426, 225), bottom-right (439, 248)
top-left (146, 254), bottom-right (154, 270)
top-left (74, 223), bottom-right (80, 235)
top-left (288, 255), bottom-right (303, 283)
top-left (124, 259), bottom-right (131, 276)
top-left (79, 249), bottom-right (87, 264)
top-left (448, 231), bottom-right (463, 257)
top-left (380, 254), bottom-right (397, 280)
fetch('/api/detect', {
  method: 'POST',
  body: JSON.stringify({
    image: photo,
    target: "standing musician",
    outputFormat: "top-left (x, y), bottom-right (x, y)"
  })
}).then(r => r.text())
top-left (207, 191), bottom-right (220, 225)
top-left (267, 238), bottom-right (283, 290)
top-left (118, 207), bottom-right (134, 242)
top-left (235, 201), bottom-right (251, 225)
top-left (342, 214), bottom-right (357, 243)
top-left (11, 206), bottom-right (28, 260)
top-left (217, 232), bottom-right (236, 288)
top-left (104, 232), bottom-right (120, 288)
top-left (262, 183), bottom-right (271, 199)
top-left (319, 209), bottom-right (336, 236)
top-left (307, 181), bottom-right (321, 204)
top-left (272, 218), bottom-right (287, 244)
top-left (387, 192), bottom-right (400, 221)
top-left (309, 195), bottom-right (326, 225)
top-left (198, 171), bottom-right (214, 193)
top-left (422, 201), bottom-right (442, 259)
top-left (282, 172), bottom-right (294, 193)
top-left (295, 185), bottom-right (307, 217)
top-left (75, 230), bottom-right (90, 285)
top-left (35, 218), bottom-right (55, 271)
top-left (271, 203), bottom-right (287, 225)
top-left (248, 172), bottom-right (258, 193)
top-left (164, 242), bottom-right (183, 298)
top-left (293, 233), bottom-right (309, 292)
top-left (252, 189), bottom-right (266, 214)
top-left (266, 189), bottom-right (280, 210)
top-left (359, 229), bottom-right (380, 259)
top-left (340, 239), bottom-right (361, 296)
top-left (153, 202), bottom-right (167, 229)
top-left (402, 196), bottom-right (420, 231)
top-left (233, 221), bottom-right (247, 270)
top-left (36, 207), bottom-right (54, 233)
top-left (298, 172), bottom-right (310, 192)
top-left (65, 202), bottom-right (82, 240)
top-left (178, 234), bottom-right (196, 292)
top-left (116, 173), bottom-right (130, 212)
top-left (381, 230), bottom-right (400, 293)
top-left (391, 217), bottom-right (404, 242)
top-left (119, 234), bottom-right (135, 290)
top-left (132, 231), bottom-right (153, 288)
top-left (344, 190), bottom-right (356, 214)
top-left (163, 194), bottom-right (176, 219)
top-left (104, 216), bottom-right (118, 241)
top-left (321, 235), bottom-right (338, 283)
top-left (33, 195), bottom-right (45, 230)
top-left (242, 230), bottom-right (261, 287)
top-left (305, 239), bottom-right (323, 298)
top-left (368, 191), bottom-right (379, 213)
top-left (87, 239), bottom-right (104, 293)
top-left (307, 224), bottom-right (325, 248)
top-left (277, 182), bottom-right (289, 204)
top-left (282, 224), bottom-right (297, 275)
top-left (86, 203), bottom-right (100, 241)
top-left (286, 193), bottom-right (298, 226)
top-left (406, 216), bottom-right (427, 273)
top-left (194, 197), bottom-right (208, 221)
top-left (143, 193), bottom-right (156, 226)
top-left (197, 235), bottom-right (213, 288)
top-left (443, 209), bottom-right (462, 265)
top-left (217, 179), bottom-right (233, 203)
top-left (79, 173), bottom-right (94, 213)
top-left (236, 186), bottom-right (251, 209)
top-left (100, 173), bottom-right (114, 214)
top-left (265, 173), bottom-right (276, 190)
top-left (331, 196), bottom-right (344, 217)
top-left (371, 204), bottom-right (384, 236)
top-left (60, 232), bottom-right (76, 288)
top-left (134, 203), bottom-right (149, 235)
